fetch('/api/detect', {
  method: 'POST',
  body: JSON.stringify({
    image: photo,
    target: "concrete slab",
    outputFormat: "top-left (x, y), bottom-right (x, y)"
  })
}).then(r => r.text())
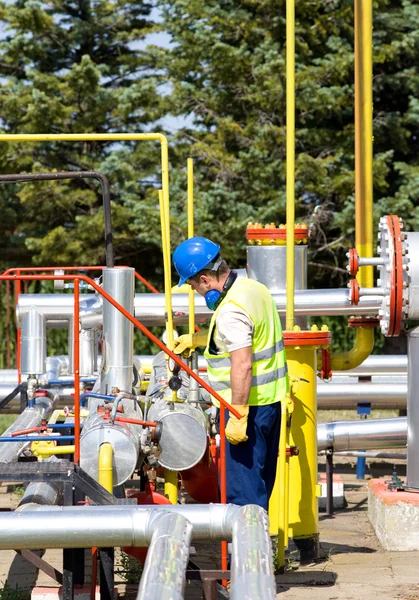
top-left (368, 477), bottom-right (419, 550)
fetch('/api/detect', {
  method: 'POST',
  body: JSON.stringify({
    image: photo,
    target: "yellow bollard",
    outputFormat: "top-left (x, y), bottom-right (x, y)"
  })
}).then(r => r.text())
top-left (98, 442), bottom-right (113, 493)
top-left (285, 328), bottom-right (330, 561)
top-left (164, 469), bottom-right (178, 504)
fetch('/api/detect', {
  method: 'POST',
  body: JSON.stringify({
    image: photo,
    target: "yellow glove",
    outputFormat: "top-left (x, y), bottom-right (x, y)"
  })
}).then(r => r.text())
top-left (225, 405), bottom-right (249, 445)
top-left (173, 331), bottom-right (208, 357)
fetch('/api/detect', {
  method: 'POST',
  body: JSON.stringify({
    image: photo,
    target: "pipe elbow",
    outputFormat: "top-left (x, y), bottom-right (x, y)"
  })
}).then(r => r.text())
top-left (329, 326), bottom-right (374, 371)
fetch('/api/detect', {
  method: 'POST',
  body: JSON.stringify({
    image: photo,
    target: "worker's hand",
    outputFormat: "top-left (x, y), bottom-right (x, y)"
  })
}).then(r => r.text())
top-left (225, 405), bottom-right (249, 445)
top-left (173, 331), bottom-right (208, 357)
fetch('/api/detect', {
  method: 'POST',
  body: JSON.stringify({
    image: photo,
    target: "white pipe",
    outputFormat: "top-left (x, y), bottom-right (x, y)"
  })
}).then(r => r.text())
top-left (317, 382), bottom-right (407, 409)
top-left (137, 512), bottom-right (192, 600)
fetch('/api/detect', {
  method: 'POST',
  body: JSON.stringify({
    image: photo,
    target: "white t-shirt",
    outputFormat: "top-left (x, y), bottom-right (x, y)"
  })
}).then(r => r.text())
top-left (213, 302), bottom-right (254, 354)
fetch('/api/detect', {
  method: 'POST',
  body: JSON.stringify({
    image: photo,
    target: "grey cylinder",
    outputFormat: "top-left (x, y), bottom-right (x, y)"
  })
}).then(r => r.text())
top-left (20, 308), bottom-right (46, 376)
top-left (317, 382), bottom-right (407, 410)
top-left (69, 326), bottom-right (96, 377)
top-left (100, 268), bottom-right (135, 394)
top-left (406, 233), bottom-right (419, 320)
top-left (80, 397), bottom-right (143, 486)
top-left (147, 399), bottom-right (208, 471)
top-left (0, 398), bottom-right (54, 463)
top-left (317, 417), bottom-right (407, 452)
top-left (407, 327), bottom-right (419, 489)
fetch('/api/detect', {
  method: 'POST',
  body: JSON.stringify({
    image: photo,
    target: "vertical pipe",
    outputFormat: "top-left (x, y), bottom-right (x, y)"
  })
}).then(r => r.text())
top-left (407, 327), bottom-right (419, 489)
top-left (220, 408), bottom-right (228, 579)
top-left (158, 189), bottom-right (174, 350)
top-left (163, 469), bottom-right (178, 504)
top-left (354, 0), bottom-right (374, 288)
top-left (100, 268), bottom-right (134, 393)
top-left (20, 308), bottom-right (46, 376)
top-left (15, 274), bottom-right (21, 383)
top-left (287, 344), bottom-right (319, 560)
top-left (98, 443), bottom-right (113, 493)
top-left (285, 0), bottom-right (295, 330)
top-left (326, 451), bottom-right (334, 516)
top-left (269, 400), bottom-right (288, 567)
top-left (74, 278), bottom-right (80, 465)
top-left (6, 280), bottom-right (10, 368)
top-left (187, 158), bottom-right (195, 335)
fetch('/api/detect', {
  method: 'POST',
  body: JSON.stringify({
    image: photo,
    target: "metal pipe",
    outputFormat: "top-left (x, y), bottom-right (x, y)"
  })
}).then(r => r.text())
top-left (331, 451), bottom-right (406, 459)
top-left (317, 417), bottom-right (407, 452)
top-left (407, 327), bottom-right (419, 489)
top-left (317, 381), bottom-right (407, 409)
top-left (137, 512), bottom-right (192, 600)
top-left (0, 504), bottom-right (241, 548)
top-left (332, 354), bottom-right (407, 377)
top-left (100, 268), bottom-right (134, 393)
top-left (0, 397), bottom-right (54, 462)
top-left (20, 308), bottom-right (46, 376)
top-left (16, 288), bottom-right (382, 329)
top-left (230, 505), bottom-right (276, 600)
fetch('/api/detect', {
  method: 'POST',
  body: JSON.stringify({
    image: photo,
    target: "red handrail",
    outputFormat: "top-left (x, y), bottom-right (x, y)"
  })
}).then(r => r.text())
top-left (0, 272), bottom-right (239, 504)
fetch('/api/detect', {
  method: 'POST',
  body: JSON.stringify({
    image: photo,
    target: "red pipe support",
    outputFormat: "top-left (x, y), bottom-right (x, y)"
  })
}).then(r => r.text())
top-left (73, 278), bottom-right (80, 464)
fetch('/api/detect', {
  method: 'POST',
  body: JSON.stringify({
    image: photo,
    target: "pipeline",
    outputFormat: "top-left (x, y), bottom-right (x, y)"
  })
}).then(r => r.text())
top-left (137, 512), bottom-right (192, 600)
top-left (317, 381), bottom-right (407, 410)
top-left (317, 417), bottom-right (407, 452)
top-left (0, 396), bottom-right (54, 462)
top-left (16, 288), bottom-right (382, 329)
top-left (0, 504), bottom-right (274, 597)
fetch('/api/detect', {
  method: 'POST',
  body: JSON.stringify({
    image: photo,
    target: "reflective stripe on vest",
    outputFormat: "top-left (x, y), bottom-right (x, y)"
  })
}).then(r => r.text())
top-left (210, 365), bottom-right (288, 392)
top-left (206, 338), bottom-right (285, 370)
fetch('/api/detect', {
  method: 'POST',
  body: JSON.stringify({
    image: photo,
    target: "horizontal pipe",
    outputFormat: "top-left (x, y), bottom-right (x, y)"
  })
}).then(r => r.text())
top-left (16, 288), bottom-right (382, 329)
top-left (317, 417), bottom-right (407, 452)
top-left (317, 382), bottom-right (407, 409)
top-left (332, 354), bottom-right (407, 377)
top-left (0, 504), bottom-right (241, 549)
top-left (331, 451), bottom-right (406, 459)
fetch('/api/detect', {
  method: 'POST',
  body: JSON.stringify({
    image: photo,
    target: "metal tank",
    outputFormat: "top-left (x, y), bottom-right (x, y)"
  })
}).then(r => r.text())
top-left (247, 244), bottom-right (307, 328)
top-left (407, 327), bottom-right (419, 489)
top-left (147, 398), bottom-right (208, 471)
top-left (80, 396), bottom-right (143, 486)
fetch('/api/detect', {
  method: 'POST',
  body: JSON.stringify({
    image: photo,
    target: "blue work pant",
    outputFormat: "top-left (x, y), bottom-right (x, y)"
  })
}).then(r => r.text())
top-left (224, 402), bottom-right (281, 511)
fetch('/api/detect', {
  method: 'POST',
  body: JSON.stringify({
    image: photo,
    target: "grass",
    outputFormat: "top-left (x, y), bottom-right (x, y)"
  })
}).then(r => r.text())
top-left (0, 582), bottom-right (30, 600)
top-left (0, 416), bottom-right (17, 436)
top-left (318, 409), bottom-right (399, 422)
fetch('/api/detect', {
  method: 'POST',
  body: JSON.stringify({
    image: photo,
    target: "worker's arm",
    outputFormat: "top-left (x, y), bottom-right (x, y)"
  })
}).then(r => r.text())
top-left (230, 346), bottom-right (252, 406)
top-left (225, 345), bottom-right (252, 444)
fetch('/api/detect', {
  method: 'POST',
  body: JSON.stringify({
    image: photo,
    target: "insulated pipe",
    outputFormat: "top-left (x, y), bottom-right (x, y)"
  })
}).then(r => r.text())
top-left (317, 417), bottom-right (407, 452)
top-left (0, 504), bottom-right (241, 547)
top-left (100, 268), bottom-right (134, 394)
top-left (332, 354), bottom-right (407, 377)
top-left (16, 288), bottom-right (382, 329)
top-left (69, 328), bottom-right (96, 377)
top-left (407, 327), bottom-right (419, 489)
top-left (0, 397), bottom-right (54, 463)
top-left (20, 308), bottom-right (46, 376)
top-left (230, 505), bottom-right (276, 600)
top-left (136, 512), bottom-right (192, 600)
top-left (317, 382), bottom-right (407, 409)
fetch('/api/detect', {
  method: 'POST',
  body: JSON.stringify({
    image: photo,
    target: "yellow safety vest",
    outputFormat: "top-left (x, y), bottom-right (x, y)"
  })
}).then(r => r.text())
top-left (204, 278), bottom-right (288, 407)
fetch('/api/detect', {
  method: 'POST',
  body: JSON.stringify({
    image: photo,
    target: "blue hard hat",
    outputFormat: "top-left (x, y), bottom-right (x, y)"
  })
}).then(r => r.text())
top-left (173, 237), bottom-right (221, 286)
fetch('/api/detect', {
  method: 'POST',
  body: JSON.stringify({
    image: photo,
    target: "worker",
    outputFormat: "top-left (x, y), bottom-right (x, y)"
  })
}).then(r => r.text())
top-left (172, 236), bottom-right (288, 510)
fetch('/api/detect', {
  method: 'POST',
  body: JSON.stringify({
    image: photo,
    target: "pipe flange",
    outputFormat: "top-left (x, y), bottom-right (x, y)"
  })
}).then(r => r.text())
top-left (377, 215), bottom-right (408, 337)
top-left (347, 316), bottom-right (380, 328)
top-left (349, 279), bottom-right (359, 305)
top-left (347, 248), bottom-right (359, 276)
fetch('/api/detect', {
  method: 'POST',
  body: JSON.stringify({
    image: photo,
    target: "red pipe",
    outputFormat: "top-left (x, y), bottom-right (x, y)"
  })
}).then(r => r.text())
top-left (11, 426), bottom-right (47, 437)
top-left (101, 414), bottom-right (157, 428)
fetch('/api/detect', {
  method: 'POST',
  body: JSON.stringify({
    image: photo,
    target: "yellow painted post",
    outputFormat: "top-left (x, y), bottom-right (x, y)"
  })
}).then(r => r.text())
top-left (286, 0), bottom-right (296, 331)
top-left (286, 331), bottom-right (327, 561)
top-left (187, 158), bottom-right (195, 335)
top-left (98, 442), bottom-right (113, 493)
top-left (354, 0), bottom-right (374, 289)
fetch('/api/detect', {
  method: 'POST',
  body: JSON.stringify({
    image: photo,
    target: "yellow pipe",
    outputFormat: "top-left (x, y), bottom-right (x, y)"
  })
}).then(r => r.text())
top-left (187, 158), bottom-right (195, 335)
top-left (355, 0), bottom-right (374, 289)
top-left (287, 342), bottom-right (319, 559)
top-left (330, 326), bottom-right (374, 371)
top-left (98, 442), bottom-right (113, 493)
top-left (31, 444), bottom-right (75, 458)
top-left (164, 469), bottom-right (178, 504)
top-left (158, 189), bottom-right (174, 350)
top-left (269, 399), bottom-right (288, 566)
top-left (285, 0), bottom-right (296, 331)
